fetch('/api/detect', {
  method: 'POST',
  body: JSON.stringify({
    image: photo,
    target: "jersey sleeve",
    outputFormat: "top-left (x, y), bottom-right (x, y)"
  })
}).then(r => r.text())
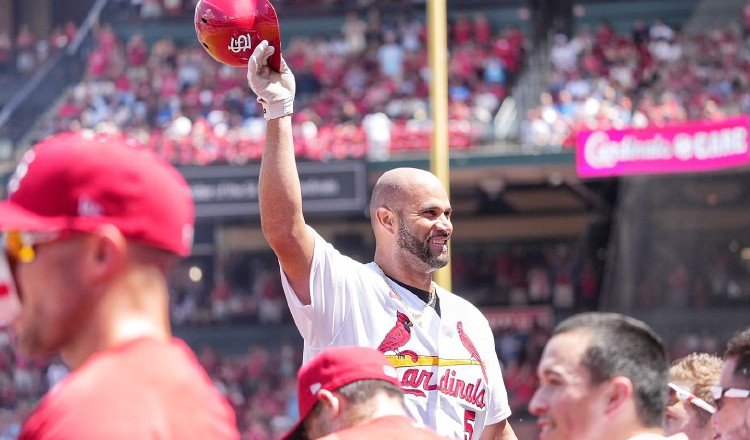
top-left (478, 315), bottom-right (512, 426)
top-left (279, 226), bottom-right (361, 350)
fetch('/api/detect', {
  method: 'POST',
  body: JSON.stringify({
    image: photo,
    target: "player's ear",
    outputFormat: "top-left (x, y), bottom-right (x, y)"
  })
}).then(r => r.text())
top-left (82, 224), bottom-right (127, 283)
top-left (375, 206), bottom-right (396, 234)
top-left (603, 376), bottom-right (633, 416)
top-left (316, 389), bottom-right (342, 417)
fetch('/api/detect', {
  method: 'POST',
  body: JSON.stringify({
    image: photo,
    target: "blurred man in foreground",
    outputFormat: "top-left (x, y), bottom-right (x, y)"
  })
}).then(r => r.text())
top-left (712, 326), bottom-right (750, 440)
top-left (529, 312), bottom-right (686, 440)
top-left (281, 346), bottom-right (446, 439)
top-left (0, 132), bottom-right (239, 439)
top-left (664, 353), bottom-right (721, 439)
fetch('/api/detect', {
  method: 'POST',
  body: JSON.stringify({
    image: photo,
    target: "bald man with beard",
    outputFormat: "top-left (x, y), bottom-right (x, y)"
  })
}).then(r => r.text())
top-left (247, 41), bottom-right (517, 440)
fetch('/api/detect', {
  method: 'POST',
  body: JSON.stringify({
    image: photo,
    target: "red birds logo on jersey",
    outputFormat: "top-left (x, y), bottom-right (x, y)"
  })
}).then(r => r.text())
top-left (457, 321), bottom-right (487, 381)
top-left (378, 311), bottom-right (418, 362)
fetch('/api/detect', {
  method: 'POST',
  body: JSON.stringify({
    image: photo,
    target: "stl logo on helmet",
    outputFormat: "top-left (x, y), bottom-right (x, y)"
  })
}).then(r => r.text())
top-left (228, 32), bottom-right (258, 53)
top-left (194, 0), bottom-right (282, 70)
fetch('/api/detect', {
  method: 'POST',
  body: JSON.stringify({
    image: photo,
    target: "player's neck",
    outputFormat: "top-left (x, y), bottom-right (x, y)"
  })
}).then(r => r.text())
top-left (61, 268), bottom-right (171, 369)
top-left (607, 422), bottom-right (665, 440)
top-left (367, 404), bottom-right (409, 421)
top-left (374, 258), bottom-right (432, 292)
top-left (348, 394), bottom-right (409, 427)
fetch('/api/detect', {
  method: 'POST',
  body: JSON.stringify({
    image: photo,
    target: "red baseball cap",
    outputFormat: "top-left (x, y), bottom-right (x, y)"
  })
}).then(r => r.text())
top-left (0, 132), bottom-right (195, 256)
top-left (281, 347), bottom-right (400, 440)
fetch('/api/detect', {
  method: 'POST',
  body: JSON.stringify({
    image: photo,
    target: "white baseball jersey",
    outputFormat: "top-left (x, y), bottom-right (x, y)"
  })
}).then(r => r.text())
top-left (280, 228), bottom-right (511, 440)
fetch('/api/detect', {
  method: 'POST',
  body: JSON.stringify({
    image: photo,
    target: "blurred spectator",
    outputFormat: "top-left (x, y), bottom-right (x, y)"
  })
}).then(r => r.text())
top-left (650, 18), bottom-right (676, 41)
top-left (15, 25), bottom-right (36, 75)
top-left (141, 0), bottom-right (163, 19)
top-left (550, 34), bottom-right (578, 73)
top-left (49, 26), bottom-right (70, 53)
top-left (362, 109), bottom-right (392, 161)
top-left (0, 33), bottom-right (11, 76)
top-left (378, 30), bottom-right (404, 81)
top-left (664, 353), bottom-right (722, 440)
top-left (342, 11), bottom-right (367, 55)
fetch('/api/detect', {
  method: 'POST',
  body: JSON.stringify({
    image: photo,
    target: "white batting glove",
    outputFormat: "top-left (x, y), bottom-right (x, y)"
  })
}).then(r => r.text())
top-left (247, 40), bottom-right (295, 120)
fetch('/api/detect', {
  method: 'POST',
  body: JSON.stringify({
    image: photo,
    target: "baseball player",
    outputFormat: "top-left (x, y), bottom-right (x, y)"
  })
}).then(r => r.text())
top-left (530, 312), bottom-right (687, 440)
top-left (281, 346), bottom-right (447, 439)
top-left (247, 41), bottom-right (516, 440)
top-left (0, 132), bottom-right (239, 439)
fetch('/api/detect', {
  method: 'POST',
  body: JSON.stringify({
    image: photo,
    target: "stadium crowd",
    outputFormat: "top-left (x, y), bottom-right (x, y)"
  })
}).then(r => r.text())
top-left (11, 7), bottom-right (750, 160)
top-left (522, 17), bottom-right (750, 149)
top-left (35, 9), bottom-right (525, 163)
top-left (0, 21), bottom-right (79, 79)
top-left (633, 237), bottom-right (750, 310)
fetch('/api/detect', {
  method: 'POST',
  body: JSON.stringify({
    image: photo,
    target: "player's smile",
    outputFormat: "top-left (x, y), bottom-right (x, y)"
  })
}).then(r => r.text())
top-left (536, 417), bottom-right (555, 437)
top-left (427, 234), bottom-right (449, 255)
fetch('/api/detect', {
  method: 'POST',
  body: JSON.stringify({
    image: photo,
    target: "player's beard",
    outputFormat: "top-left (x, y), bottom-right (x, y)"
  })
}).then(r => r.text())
top-left (397, 216), bottom-right (449, 270)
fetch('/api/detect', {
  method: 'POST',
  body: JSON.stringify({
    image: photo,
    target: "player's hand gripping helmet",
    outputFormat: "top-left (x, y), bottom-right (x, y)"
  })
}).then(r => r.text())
top-left (195, 0), bottom-right (281, 70)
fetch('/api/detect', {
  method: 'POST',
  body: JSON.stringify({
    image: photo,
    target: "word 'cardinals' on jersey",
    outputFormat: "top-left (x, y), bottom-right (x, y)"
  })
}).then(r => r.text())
top-left (281, 228), bottom-right (511, 440)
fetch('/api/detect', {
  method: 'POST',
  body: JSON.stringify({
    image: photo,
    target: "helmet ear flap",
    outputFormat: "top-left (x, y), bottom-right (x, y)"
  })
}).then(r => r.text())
top-left (194, 0), bottom-right (282, 71)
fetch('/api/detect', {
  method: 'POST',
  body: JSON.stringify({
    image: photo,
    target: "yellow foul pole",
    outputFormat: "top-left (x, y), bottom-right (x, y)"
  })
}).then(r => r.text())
top-left (428, 0), bottom-right (451, 291)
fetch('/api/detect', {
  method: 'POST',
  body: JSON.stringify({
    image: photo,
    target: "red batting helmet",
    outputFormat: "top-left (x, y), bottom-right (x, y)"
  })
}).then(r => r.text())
top-left (194, 0), bottom-right (281, 71)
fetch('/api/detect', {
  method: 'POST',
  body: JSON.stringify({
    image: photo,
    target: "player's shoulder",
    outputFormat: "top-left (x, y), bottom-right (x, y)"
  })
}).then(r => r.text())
top-left (20, 340), bottom-right (235, 439)
top-left (19, 368), bottom-right (108, 436)
top-left (310, 226), bottom-right (371, 269)
top-left (47, 339), bottom-right (191, 403)
top-left (436, 287), bottom-right (489, 322)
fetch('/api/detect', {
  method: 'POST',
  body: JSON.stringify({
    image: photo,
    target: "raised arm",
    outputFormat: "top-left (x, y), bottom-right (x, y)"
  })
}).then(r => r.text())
top-left (248, 41), bottom-right (315, 305)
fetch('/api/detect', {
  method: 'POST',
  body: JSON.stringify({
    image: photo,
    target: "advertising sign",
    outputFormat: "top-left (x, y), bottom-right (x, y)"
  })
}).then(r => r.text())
top-left (180, 161), bottom-right (368, 219)
top-left (576, 117), bottom-right (750, 178)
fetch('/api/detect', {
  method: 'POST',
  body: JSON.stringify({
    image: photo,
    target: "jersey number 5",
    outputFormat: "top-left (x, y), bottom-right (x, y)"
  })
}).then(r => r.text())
top-left (463, 409), bottom-right (476, 440)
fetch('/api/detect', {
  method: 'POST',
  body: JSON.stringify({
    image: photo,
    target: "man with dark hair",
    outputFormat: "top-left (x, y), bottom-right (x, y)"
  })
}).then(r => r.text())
top-left (664, 353), bottom-right (722, 439)
top-left (0, 132), bottom-right (239, 439)
top-left (281, 346), bottom-right (446, 439)
top-left (711, 326), bottom-right (750, 440)
top-left (529, 312), bottom-right (684, 440)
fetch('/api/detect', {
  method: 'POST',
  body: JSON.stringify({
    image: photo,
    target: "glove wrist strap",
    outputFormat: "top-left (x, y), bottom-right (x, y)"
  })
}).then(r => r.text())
top-left (263, 98), bottom-right (294, 120)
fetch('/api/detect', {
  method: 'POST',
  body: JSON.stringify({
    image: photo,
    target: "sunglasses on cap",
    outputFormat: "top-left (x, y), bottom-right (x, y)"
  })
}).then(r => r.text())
top-left (710, 386), bottom-right (750, 410)
top-left (667, 382), bottom-right (716, 414)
